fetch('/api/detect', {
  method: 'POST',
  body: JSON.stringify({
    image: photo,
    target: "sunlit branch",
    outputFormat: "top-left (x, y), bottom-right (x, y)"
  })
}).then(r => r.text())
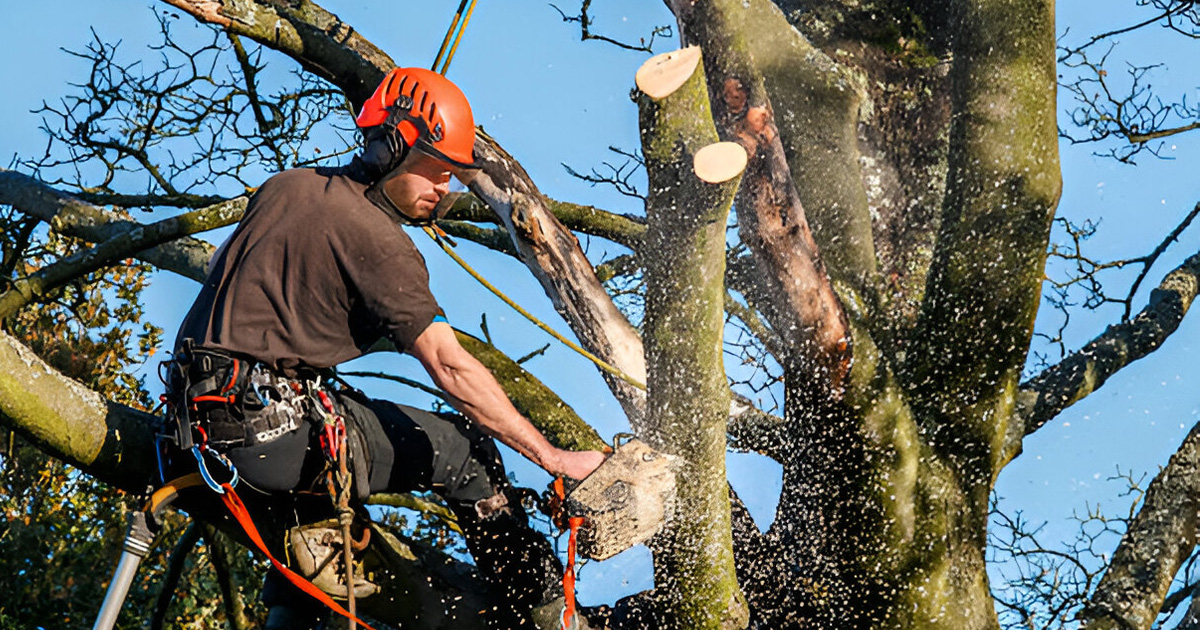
top-left (0, 194), bottom-right (246, 318)
top-left (1017, 249), bottom-right (1200, 438)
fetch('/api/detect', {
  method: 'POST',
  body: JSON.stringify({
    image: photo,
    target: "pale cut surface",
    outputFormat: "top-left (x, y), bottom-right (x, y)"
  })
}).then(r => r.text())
top-left (635, 46), bottom-right (702, 100)
top-left (693, 142), bottom-right (748, 184)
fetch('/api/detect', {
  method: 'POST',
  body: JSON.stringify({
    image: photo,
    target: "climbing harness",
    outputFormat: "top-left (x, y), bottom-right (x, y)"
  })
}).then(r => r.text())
top-left (95, 348), bottom-right (381, 630)
top-left (423, 225), bottom-right (648, 391)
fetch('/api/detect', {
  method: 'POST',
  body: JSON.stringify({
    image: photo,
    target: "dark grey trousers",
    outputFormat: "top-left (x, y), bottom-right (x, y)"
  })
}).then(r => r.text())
top-left (240, 391), bottom-right (562, 629)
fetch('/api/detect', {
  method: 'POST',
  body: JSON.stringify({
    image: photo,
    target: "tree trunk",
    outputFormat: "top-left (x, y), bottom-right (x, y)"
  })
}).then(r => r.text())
top-left (638, 46), bottom-right (749, 629)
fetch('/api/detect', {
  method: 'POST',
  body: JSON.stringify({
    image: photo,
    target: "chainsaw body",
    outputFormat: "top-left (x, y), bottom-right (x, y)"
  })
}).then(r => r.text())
top-left (563, 438), bottom-right (677, 561)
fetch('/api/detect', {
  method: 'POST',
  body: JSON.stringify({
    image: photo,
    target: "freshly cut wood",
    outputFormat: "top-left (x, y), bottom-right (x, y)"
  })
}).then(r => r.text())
top-left (693, 141), bottom-right (748, 184)
top-left (635, 46), bottom-right (702, 100)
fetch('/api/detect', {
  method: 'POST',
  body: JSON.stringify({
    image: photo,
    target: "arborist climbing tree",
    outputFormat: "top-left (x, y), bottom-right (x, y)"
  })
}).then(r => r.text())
top-left (162, 65), bottom-right (608, 630)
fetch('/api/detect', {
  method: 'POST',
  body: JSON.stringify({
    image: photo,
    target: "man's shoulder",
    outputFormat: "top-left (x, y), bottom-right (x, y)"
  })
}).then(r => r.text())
top-left (260, 165), bottom-right (366, 195)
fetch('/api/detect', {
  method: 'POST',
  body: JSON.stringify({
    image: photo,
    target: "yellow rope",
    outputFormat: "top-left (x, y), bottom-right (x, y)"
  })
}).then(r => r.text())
top-left (431, 0), bottom-right (469, 73)
top-left (438, 0), bottom-right (478, 76)
top-left (422, 226), bottom-right (646, 391)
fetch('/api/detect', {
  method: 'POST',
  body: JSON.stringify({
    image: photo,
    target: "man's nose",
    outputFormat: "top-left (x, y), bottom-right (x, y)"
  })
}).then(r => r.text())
top-left (434, 181), bottom-right (450, 198)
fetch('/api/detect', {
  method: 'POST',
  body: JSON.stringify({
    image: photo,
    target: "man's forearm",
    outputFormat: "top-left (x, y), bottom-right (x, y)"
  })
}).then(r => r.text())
top-left (408, 322), bottom-right (605, 479)
top-left (428, 351), bottom-right (562, 472)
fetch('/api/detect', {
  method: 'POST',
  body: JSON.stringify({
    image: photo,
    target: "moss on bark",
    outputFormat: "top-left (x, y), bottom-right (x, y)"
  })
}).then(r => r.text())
top-left (638, 47), bottom-right (749, 629)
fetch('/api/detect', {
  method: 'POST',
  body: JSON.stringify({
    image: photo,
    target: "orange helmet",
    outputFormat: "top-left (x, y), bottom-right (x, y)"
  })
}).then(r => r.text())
top-left (356, 67), bottom-right (479, 170)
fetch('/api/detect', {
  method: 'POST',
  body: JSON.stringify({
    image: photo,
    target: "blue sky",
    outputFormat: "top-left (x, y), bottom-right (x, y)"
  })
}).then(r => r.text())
top-left (2, 0), bottom-right (1198, 612)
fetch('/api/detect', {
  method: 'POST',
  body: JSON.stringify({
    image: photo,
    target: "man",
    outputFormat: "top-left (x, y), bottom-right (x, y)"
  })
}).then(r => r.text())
top-left (168, 67), bottom-right (606, 629)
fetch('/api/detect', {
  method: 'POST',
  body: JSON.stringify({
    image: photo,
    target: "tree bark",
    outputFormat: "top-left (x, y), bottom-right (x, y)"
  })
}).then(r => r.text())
top-left (673, 0), bottom-right (880, 312)
top-left (638, 46), bottom-right (749, 629)
top-left (906, 0), bottom-right (1062, 479)
top-left (673, 0), bottom-right (852, 398)
top-left (1079, 420), bottom-right (1200, 630)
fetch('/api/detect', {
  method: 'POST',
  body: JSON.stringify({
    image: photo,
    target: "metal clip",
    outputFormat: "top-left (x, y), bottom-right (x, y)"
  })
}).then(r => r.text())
top-left (191, 446), bottom-right (239, 494)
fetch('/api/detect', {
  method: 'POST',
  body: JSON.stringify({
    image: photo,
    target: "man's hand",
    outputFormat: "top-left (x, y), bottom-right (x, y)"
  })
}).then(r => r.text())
top-left (551, 449), bottom-right (608, 481)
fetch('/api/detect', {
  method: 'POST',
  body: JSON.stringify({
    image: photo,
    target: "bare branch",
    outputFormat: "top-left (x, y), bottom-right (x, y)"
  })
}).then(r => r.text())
top-left (1123, 202), bottom-right (1200, 319)
top-left (562, 145), bottom-right (648, 201)
top-left (0, 194), bottom-right (246, 318)
top-left (0, 169), bottom-right (221, 282)
top-left (1079, 420), bottom-right (1200, 630)
top-left (1017, 249), bottom-right (1200, 439)
top-left (1059, 1), bottom-right (1199, 58)
top-left (1059, 45), bottom-right (1200, 163)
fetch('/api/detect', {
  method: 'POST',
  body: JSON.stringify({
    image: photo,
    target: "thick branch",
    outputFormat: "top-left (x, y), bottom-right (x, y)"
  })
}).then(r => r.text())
top-left (638, 45), bottom-right (748, 628)
top-left (1079, 420), bottom-right (1200, 630)
top-left (542, 198), bottom-right (646, 250)
top-left (1015, 251), bottom-right (1200, 444)
top-left (441, 192), bottom-right (647, 250)
top-left (674, 1), bottom-right (851, 398)
top-left (907, 0), bottom-right (1061, 466)
top-left (455, 331), bottom-right (608, 452)
top-left (0, 169), bottom-right (225, 282)
top-left (469, 134), bottom-right (649, 425)
top-left (674, 0), bottom-right (878, 303)
top-left (726, 393), bottom-right (786, 461)
top-left (0, 197), bottom-right (245, 318)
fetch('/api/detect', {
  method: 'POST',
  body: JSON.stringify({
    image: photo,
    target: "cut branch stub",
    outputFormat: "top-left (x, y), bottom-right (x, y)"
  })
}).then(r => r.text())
top-left (635, 46), bottom-right (702, 99)
top-left (678, 3), bottom-right (851, 398)
top-left (693, 141), bottom-right (747, 184)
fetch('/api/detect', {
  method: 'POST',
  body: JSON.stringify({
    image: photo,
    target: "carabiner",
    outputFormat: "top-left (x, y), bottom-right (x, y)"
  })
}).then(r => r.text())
top-left (191, 445), bottom-right (239, 494)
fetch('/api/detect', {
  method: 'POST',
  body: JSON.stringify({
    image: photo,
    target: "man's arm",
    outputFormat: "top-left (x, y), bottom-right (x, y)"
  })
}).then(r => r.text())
top-left (408, 321), bottom-right (607, 480)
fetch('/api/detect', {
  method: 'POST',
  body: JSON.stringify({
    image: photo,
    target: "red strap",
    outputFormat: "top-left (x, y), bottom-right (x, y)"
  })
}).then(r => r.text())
top-left (217, 483), bottom-right (377, 630)
top-left (562, 516), bottom-right (585, 630)
top-left (553, 477), bottom-right (586, 630)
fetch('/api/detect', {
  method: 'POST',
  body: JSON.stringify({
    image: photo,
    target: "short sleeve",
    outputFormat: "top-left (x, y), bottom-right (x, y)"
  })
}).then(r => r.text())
top-left (335, 220), bottom-right (442, 352)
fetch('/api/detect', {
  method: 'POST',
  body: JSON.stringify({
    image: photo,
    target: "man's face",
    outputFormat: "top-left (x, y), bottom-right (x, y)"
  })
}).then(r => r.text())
top-left (380, 151), bottom-right (453, 221)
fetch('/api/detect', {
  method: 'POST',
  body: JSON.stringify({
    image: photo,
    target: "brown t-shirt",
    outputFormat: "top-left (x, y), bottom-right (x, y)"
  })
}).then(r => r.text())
top-left (175, 164), bottom-right (441, 372)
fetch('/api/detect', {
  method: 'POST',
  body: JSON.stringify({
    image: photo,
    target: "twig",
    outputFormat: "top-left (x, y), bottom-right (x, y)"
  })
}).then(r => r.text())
top-left (548, 1), bottom-right (672, 53)
top-left (1122, 201), bottom-right (1200, 320)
